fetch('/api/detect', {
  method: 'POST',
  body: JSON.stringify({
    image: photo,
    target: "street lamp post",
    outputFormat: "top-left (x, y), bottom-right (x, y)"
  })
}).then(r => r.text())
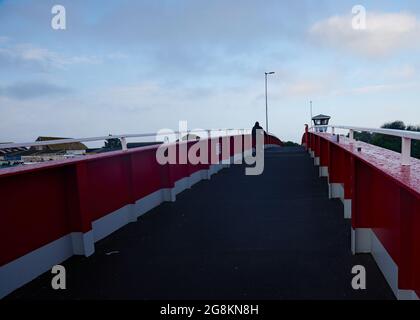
top-left (310, 100), bottom-right (313, 127)
top-left (265, 71), bottom-right (275, 133)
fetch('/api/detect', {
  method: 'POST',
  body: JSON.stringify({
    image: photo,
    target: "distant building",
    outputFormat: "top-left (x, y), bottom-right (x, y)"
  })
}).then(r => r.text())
top-left (33, 137), bottom-right (87, 155)
top-left (0, 137), bottom-right (88, 166)
top-left (88, 141), bottom-right (163, 154)
top-left (0, 144), bottom-right (27, 167)
top-left (15, 137), bottom-right (88, 162)
top-left (0, 144), bottom-right (28, 159)
top-left (312, 114), bottom-right (331, 133)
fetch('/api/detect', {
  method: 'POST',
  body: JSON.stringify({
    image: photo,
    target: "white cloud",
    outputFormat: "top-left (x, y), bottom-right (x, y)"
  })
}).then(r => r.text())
top-left (309, 12), bottom-right (420, 57)
top-left (388, 65), bottom-right (416, 79)
top-left (283, 80), bottom-right (328, 97)
top-left (332, 82), bottom-right (420, 96)
top-left (0, 81), bottom-right (71, 100)
top-left (0, 40), bottom-right (125, 71)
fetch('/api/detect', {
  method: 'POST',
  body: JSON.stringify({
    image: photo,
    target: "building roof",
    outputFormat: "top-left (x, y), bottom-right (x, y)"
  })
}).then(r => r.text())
top-left (35, 137), bottom-right (88, 151)
top-left (0, 146), bottom-right (28, 155)
top-left (312, 114), bottom-right (331, 120)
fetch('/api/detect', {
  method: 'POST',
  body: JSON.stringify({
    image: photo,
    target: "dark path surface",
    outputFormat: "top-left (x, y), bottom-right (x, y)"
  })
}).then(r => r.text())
top-left (7, 147), bottom-right (395, 300)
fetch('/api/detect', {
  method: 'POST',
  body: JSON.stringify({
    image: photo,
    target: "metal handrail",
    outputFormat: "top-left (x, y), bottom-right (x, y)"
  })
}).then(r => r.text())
top-left (0, 129), bottom-right (251, 150)
top-left (309, 125), bottom-right (419, 166)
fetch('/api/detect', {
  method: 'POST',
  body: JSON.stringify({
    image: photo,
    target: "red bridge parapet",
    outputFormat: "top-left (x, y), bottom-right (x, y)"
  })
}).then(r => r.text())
top-left (0, 133), bottom-right (282, 298)
top-left (302, 128), bottom-right (420, 300)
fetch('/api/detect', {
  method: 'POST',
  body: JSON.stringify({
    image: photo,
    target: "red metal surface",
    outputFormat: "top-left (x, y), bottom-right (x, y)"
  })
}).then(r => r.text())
top-left (0, 134), bottom-right (281, 267)
top-left (265, 134), bottom-right (283, 147)
top-left (302, 130), bottom-right (420, 294)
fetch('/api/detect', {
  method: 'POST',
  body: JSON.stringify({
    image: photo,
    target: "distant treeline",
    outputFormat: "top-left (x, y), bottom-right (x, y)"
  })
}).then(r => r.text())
top-left (283, 141), bottom-right (301, 147)
top-left (354, 121), bottom-right (420, 159)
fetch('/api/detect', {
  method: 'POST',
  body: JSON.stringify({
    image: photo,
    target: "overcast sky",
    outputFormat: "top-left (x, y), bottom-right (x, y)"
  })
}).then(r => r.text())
top-left (1, 0), bottom-right (420, 143)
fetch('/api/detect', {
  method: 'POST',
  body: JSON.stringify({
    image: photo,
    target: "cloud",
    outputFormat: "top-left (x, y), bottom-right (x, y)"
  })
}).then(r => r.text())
top-left (280, 77), bottom-right (420, 98)
top-left (338, 82), bottom-right (420, 95)
top-left (0, 81), bottom-right (71, 100)
top-left (0, 41), bottom-right (120, 72)
top-left (309, 12), bottom-right (420, 57)
top-left (387, 65), bottom-right (416, 79)
top-left (282, 80), bottom-right (329, 97)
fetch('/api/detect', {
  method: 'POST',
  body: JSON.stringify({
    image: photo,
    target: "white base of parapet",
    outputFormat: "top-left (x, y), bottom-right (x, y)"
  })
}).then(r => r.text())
top-left (352, 228), bottom-right (420, 300)
top-left (319, 166), bottom-right (328, 178)
top-left (342, 200), bottom-right (352, 219)
top-left (0, 233), bottom-right (75, 299)
top-left (328, 182), bottom-right (351, 219)
top-left (309, 149), bottom-right (315, 158)
top-left (0, 160), bottom-right (232, 299)
top-left (72, 231), bottom-right (95, 256)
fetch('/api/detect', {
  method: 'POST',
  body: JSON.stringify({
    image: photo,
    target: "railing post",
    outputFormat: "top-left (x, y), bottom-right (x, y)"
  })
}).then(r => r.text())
top-left (401, 137), bottom-right (412, 166)
top-left (120, 137), bottom-right (128, 151)
top-left (349, 129), bottom-right (355, 144)
top-left (332, 127), bottom-right (335, 135)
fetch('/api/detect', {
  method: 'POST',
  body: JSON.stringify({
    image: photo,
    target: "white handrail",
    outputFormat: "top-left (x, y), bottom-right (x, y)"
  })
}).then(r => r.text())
top-left (0, 129), bottom-right (252, 150)
top-left (330, 125), bottom-right (420, 140)
top-left (309, 125), bottom-right (419, 166)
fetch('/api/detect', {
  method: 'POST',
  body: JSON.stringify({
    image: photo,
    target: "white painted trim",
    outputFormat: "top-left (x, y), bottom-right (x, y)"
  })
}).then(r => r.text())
top-left (328, 183), bottom-right (351, 219)
top-left (324, 125), bottom-right (420, 141)
top-left (92, 205), bottom-right (133, 242)
top-left (71, 231), bottom-right (95, 256)
top-left (351, 228), bottom-right (371, 254)
top-left (343, 199), bottom-right (352, 219)
top-left (329, 183), bottom-right (344, 200)
top-left (173, 176), bottom-right (191, 196)
top-left (135, 188), bottom-right (175, 218)
top-left (351, 228), bottom-right (419, 300)
top-left (0, 233), bottom-right (74, 299)
top-left (319, 166), bottom-right (328, 177)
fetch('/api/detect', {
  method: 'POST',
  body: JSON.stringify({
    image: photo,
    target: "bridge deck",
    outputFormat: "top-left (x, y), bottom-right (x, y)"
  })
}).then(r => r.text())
top-left (7, 147), bottom-right (394, 300)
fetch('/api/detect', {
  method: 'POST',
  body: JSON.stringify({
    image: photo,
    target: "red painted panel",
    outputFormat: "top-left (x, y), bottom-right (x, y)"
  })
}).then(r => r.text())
top-left (85, 156), bottom-right (131, 221)
top-left (328, 144), bottom-right (342, 184)
top-left (398, 189), bottom-right (420, 291)
top-left (0, 133), bottom-right (282, 268)
top-left (130, 147), bottom-right (166, 199)
top-left (320, 138), bottom-right (329, 167)
top-left (0, 168), bottom-right (70, 266)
